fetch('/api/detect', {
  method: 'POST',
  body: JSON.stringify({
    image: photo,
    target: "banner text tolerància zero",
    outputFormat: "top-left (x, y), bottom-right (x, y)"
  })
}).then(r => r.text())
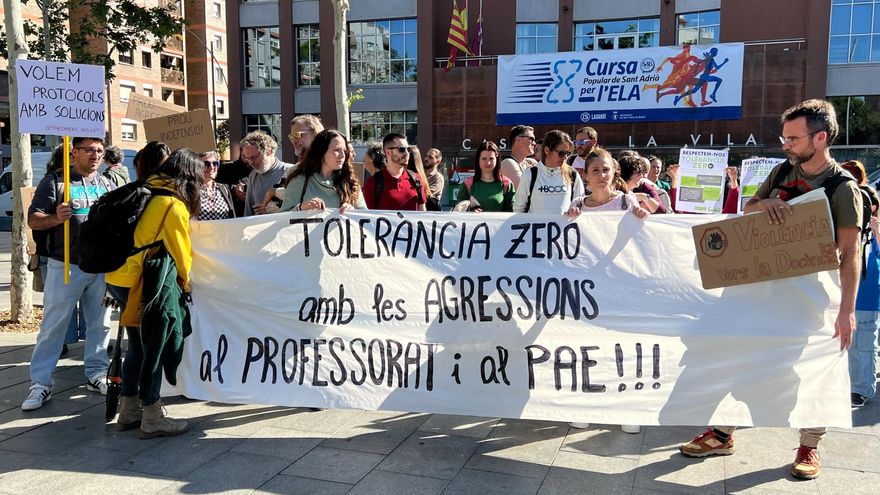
top-left (288, 217), bottom-right (584, 260)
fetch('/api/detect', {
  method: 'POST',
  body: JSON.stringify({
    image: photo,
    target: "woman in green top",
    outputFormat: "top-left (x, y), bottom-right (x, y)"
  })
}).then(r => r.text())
top-left (456, 140), bottom-right (516, 212)
top-left (281, 129), bottom-right (367, 212)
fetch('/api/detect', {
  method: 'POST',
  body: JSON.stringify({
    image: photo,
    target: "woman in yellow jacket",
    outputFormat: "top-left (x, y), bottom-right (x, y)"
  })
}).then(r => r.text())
top-left (106, 148), bottom-right (203, 438)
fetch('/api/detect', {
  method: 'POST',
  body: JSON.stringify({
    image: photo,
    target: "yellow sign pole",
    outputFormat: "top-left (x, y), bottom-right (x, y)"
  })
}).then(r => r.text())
top-left (63, 135), bottom-right (70, 285)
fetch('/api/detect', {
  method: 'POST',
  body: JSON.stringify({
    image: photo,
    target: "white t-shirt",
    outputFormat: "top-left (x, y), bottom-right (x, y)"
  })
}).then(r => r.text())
top-left (512, 163), bottom-right (586, 214)
top-left (576, 192), bottom-right (638, 212)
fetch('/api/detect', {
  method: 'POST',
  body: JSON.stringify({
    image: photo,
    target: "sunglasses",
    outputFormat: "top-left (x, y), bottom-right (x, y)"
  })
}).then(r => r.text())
top-left (386, 146), bottom-right (412, 154)
top-left (288, 130), bottom-right (312, 142)
top-left (554, 149), bottom-right (572, 159)
top-left (203, 160), bottom-right (220, 168)
top-left (574, 138), bottom-right (594, 146)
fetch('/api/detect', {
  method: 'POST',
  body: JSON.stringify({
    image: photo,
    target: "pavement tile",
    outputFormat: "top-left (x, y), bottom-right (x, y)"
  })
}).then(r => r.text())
top-left (282, 446), bottom-right (384, 484)
top-left (0, 449), bottom-right (44, 478)
top-left (463, 419), bottom-right (568, 479)
top-left (561, 423), bottom-right (645, 459)
top-left (254, 474), bottom-right (352, 495)
top-left (418, 414), bottom-right (500, 439)
top-left (725, 485), bottom-right (817, 495)
top-left (377, 432), bottom-right (480, 479)
top-left (195, 405), bottom-right (297, 437)
top-left (231, 426), bottom-right (325, 461)
top-left (120, 430), bottom-right (244, 477)
top-left (813, 466), bottom-right (880, 495)
top-left (443, 468), bottom-right (541, 495)
top-left (0, 446), bottom-right (123, 494)
top-left (817, 430), bottom-right (880, 473)
top-left (0, 397), bottom-right (88, 437)
top-left (643, 425), bottom-right (712, 448)
top-left (0, 406), bottom-right (107, 455)
top-left (634, 445), bottom-right (726, 495)
top-left (321, 411), bottom-right (429, 455)
top-left (270, 406), bottom-right (363, 434)
top-left (158, 451), bottom-right (291, 495)
top-left (349, 470), bottom-right (449, 495)
top-left (721, 427), bottom-right (818, 494)
top-left (538, 451), bottom-right (638, 495)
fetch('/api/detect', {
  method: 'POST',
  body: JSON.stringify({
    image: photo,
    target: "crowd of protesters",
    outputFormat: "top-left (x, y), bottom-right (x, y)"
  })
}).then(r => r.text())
top-left (21, 100), bottom-right (879, 481)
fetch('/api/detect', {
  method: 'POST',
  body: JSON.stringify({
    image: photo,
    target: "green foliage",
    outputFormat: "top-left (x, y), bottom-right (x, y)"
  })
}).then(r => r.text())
top-left (216, 120), bottom-right (230, 157)
top-left (347, 88), bottom-right (364, 109)
top-left (0, 0), bottom-right (186, 80)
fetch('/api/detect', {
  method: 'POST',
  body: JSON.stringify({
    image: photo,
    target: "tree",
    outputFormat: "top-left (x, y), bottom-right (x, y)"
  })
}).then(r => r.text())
top-left (3, 0), bottom-right (34, 322)
top-left (0, 0), bottom-right (186, 80)
top-left (331, 0), bottom-right (351, 137)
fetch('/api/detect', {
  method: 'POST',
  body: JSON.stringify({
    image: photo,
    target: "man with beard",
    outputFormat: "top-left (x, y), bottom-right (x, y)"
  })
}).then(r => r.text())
top-left (500, 125), bottom-right (537, 188)
top-left (363, 132), bottom-right (426, 211)
top-left (239, 131), bottom-right (294, 216)
top-left (679, 99), bottom-right (862, 481)
top-left (260, 115), bottom-right (326, 213)
top-left (567, 126), bottom-right (598, 182)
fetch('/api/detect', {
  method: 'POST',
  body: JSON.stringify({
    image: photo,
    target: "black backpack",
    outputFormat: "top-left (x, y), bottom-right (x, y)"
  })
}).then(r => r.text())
top-left (769, 161), bottom-right (874, 277)
top-left (374, 169), bottom-right (425, 207)
top-left (77, 181), bottom-right (174, 274)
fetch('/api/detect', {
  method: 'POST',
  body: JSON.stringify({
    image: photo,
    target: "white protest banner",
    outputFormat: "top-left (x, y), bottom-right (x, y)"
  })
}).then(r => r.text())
top-left (676, 148), bottom-right (730, 213)
top-left (172, 211), bottom-right (851, 428)
top-left (15, 60), bottom-right (106, 137)
top-left (125, 93), bottom-right (186, 122)
top-left (740, 157), bottom-right (786, 213)
top-left (497, 43), bottom-right (744, 125)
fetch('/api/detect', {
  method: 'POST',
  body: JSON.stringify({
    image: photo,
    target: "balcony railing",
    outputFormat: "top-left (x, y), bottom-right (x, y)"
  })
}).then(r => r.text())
top-left (161, 68), bottom-right (185, 85)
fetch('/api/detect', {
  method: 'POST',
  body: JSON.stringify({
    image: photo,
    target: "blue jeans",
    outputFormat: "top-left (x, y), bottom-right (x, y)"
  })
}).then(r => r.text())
top-left (30, 259), bottom-right (110, 387)
top-left (106, 284), bottom-right (162, 406)
top-left (849, 310), bottom-right (879, 398)
top-left (39, 256), bottom-right (83, 345)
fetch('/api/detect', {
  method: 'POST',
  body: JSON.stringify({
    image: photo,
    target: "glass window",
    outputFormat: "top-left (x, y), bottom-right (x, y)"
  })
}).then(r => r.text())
top-left (297, 24), bottom-right (320, 86)
top-left (216, 98), bottom-right (225, 116)
top-left (828, 0), bottom-right (880, 63)
top-left (141, 51), bottom-right (152, 68)
top-left (119, 50), bottom-right (134, 65)
top-left (576, 17), bottom-right (659, 51)
top-left (349, 111), bottom-right (417, 145)
top-left (244, 114), bottom-right (282, 143)
top-left (143, 87), bottom-right (153, 98)
top-left (121, 123), bottom-right (137, 141)
top-left (828, 95), bottom-right (880, 145)
top-left (349, 18), bottom-right (417, 84)
top-left (214, 35), bottom-right (223, 51)
top-left (677, 10), bottom-right (720, 45)
top-left (213, 2), bottom-right (222, 18)
top-left (243, 27), bottom-right (281, 88)
top-left (517, 23), bottom-right (557, 54)
top-left (119, 83), bottom-right (135, 102)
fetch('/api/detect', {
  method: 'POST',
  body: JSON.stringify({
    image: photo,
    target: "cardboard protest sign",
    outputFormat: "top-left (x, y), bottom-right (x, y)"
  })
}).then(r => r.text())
top-left (739, 157), bottom-right (785, 213)
top-left (692, 196), bottom-right (838, 290)
top-left (143, 109), bottom-right (216, 153)
top-left (675, 148), bottom-right (729, 213)
top-left (170, 210), bottom-right (851, 428)
top-left (125, 93), bottom-right (186, 122)
top-left (15, 60), bottom-right (106, 137)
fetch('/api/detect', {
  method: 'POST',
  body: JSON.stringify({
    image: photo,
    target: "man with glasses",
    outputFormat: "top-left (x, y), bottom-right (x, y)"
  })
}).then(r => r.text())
top-left (501, 125), bottom-right (538, 188)
top-left (238, 131), bottom-right (294, 216)
top-left (679, 100), bottom-right (863, 480)
top-left (23, 137), bottom-right (116, 411)
top-left (363, 132), bottom-right (426, 211)
top-left (288, 114), bottom-right (324, 163)
top-left (567, 126), bottom-right (598, 182)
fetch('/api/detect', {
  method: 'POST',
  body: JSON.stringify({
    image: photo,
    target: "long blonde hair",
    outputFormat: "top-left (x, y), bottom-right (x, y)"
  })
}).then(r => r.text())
top-left (408, 147), bottom-right (430, 193)
top-left (542, 130), bottom-right (575, 185)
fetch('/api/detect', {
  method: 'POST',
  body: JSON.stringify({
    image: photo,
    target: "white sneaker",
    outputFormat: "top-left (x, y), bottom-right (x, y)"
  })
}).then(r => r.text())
top-left (22, 384), bottom-right (52, 411)
top-left (86, 375), bottom-right (108, 396)
top-left (569, 422), bottom-right (590, 429)
top-left (620, 424), bottom-right (641, 434)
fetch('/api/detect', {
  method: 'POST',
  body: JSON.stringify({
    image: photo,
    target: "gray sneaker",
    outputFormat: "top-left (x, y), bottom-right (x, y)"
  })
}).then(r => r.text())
top-left (22, 384), bottom-right (52, 411)
top-left (86, 375), bottom-right (108, 396)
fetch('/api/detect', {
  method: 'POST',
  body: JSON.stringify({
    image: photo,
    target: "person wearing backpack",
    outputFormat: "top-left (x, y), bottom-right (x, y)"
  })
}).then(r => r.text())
top-left (512, 130), bottom-right (585, 215)
top-left (23, 137), bottom-right (116, 411)
top-left (679, 99), bottom-right (864, 481)
top-left (105, 149), bottom-right (203, 438)
top-left (455, 140), bottom-right (515, 212)
top-left (362, 132), bottom-right (426, 211)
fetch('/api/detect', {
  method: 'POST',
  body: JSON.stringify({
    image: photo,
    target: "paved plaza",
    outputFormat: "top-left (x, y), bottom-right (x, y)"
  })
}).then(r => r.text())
top-left (1, 233), bottom-right (878, 494)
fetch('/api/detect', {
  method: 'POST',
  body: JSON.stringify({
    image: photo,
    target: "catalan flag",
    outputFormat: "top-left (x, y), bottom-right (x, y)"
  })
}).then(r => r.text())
top-left (445, 0), bottom-right (472, 71)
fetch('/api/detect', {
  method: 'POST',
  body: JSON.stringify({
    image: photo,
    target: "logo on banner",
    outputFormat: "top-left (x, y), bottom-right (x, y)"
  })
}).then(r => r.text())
top-left (640, 57), bottom-right (656, 72)
top-left (700, 227), bottom-right (728, 258)
top-left (547, 59), bottom-right (582, 104)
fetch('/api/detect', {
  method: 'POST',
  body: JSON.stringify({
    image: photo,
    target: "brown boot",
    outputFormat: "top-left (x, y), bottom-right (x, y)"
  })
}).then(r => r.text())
top-left (116, 395), bottom-right (142, 431)
top-left (139, 400), bottom-right (189, 439)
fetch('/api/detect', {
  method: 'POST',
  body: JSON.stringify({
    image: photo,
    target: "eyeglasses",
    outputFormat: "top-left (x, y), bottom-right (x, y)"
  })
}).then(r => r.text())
top-left (288, 130), bottom-right (312, 142)
top-left (75, 147), bottom-right (104, 155)
top-left (203, 160), bottom-right (220, 168)
top-left (386, 146), bottom-right (411, 154)
top-left (554, 149), bottom-right (572, 159)
top-left (574, 138), bottom-right (594, 146)
top-left (778, 133), bottom-right (814, 145)
top-left (517, 135), bottom-right (536, 142)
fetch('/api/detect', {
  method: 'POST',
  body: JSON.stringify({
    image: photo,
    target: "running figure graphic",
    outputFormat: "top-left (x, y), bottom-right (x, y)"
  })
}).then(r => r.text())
top-left (643, 45), bottom-right (702, 107)
top-left (675, 47), bottom-right (729, 107)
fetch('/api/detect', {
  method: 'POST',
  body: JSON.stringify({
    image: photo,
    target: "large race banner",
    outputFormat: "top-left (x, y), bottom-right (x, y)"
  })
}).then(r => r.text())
top-left (175, 211), bottom-right (851, 428)
top-left (497, 43), bottom-right (744, 125)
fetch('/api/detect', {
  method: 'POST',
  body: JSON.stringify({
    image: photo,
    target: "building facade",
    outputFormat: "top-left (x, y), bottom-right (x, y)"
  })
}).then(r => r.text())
top-left (227, 0), bottom-right (879, 170)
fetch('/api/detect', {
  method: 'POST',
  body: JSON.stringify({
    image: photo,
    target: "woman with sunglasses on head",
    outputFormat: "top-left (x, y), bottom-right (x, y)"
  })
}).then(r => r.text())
top-left (197, 151), bottom-right (235, 220)
top-left (281, 129), bottom-right (366, 212)
top-left (512, 130), bottom-right (585, 215)
top-left (457, 140), bottom-right (516, 212)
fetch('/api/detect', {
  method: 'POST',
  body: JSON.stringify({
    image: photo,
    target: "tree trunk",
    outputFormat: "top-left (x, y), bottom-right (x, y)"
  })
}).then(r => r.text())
top-left (332, 0), bottom-right (350, 137)
top-left (4, 0), bottom-right (35, 322)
